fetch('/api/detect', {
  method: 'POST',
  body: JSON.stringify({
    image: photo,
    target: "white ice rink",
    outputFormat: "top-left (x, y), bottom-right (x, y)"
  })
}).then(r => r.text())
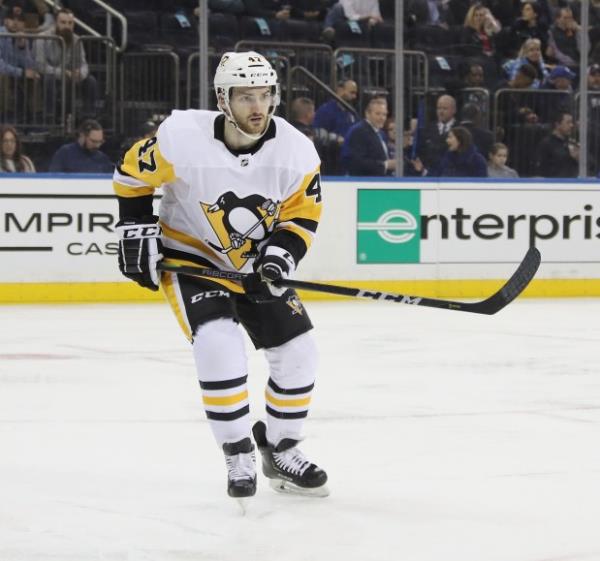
top-left (1, 297), bottom-right (600, 561)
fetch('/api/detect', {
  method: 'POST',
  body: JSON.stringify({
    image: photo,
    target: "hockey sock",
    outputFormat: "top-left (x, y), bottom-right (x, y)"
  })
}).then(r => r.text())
top-left (193, 318), bottom-right (251, 446)
top-left (263, 331), bottom-right (318, 445)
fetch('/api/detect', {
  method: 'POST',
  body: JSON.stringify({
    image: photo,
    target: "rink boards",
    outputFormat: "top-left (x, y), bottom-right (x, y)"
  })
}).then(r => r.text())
top-left (0, 174), bottom-right (599, 302)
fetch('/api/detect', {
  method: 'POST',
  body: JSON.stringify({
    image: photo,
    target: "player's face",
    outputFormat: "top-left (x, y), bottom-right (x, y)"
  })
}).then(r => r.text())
top-left (229, 86), bottom-right (273, 135)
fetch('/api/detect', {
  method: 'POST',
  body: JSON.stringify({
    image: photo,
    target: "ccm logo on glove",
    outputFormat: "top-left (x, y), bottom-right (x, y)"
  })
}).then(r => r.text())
top-left (121, 225), bottom-right (162, 239)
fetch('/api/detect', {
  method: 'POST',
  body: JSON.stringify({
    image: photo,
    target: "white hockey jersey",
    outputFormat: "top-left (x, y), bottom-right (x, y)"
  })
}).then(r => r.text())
top-left (113, 110), bottom-right (322, 291)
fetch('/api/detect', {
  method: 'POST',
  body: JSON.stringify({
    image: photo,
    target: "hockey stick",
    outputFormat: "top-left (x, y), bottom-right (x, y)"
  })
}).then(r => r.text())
top-left (157, 247), bottom-right (541, 315)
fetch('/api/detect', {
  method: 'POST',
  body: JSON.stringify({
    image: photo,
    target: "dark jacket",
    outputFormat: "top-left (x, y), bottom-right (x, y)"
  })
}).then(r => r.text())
top-left (417, 120), bottom-right (456, 170)
top-left (313, 99), bottom-right (357, 139)
top-left (535, 132), bottom-right (578, 177)
top-left (459, 121), bottom-right (494, 159)
top-left (49, 142), bottom-right (113, 173)
top-left (435, 145), bottom-right (488, 177)
top-left (341, 119), bottom-right (388, 176)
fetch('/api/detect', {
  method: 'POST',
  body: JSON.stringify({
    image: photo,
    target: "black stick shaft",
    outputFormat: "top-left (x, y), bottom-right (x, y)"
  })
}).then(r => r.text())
top-left (156, 247), bottom-right (541, 316)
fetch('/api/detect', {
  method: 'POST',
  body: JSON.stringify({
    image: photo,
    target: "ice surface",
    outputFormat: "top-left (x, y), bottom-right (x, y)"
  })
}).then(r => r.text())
top-left (1, 299), bottom-right (599, 561)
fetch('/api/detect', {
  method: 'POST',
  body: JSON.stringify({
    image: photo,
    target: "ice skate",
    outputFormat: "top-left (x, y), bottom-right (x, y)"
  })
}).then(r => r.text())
top-left (223, 437), bottom-right (257, 513)
top-left (252, 421), bottom-right (329, 497)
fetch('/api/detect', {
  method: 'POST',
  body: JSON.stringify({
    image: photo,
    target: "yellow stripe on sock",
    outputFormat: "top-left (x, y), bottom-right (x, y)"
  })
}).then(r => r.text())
top-left (265, 390), bottom-right (312, 408)
top-left (203, 390), bottom-right (248, 406)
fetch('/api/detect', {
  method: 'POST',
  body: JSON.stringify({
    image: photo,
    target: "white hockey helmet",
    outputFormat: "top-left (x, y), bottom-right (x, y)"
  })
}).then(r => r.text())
top-left (214, 51), bottom-right (281, 140)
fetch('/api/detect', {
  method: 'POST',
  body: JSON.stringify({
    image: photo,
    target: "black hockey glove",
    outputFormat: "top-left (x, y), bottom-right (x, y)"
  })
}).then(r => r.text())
top-left (242, 246), bottom-right (296, 303)
top-left (115, 215), bottom-right (163, 291)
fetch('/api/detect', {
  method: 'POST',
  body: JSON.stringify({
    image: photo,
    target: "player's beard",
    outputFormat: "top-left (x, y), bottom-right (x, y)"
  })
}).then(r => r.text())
top-left (239, 113), bottom-right (267, 135)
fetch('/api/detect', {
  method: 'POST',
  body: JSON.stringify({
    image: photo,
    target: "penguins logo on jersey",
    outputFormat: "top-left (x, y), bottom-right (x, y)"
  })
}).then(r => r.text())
top-left (286, 294), bottom-right (304, 316)
top-left (201, 192), bottom-right (281, 269)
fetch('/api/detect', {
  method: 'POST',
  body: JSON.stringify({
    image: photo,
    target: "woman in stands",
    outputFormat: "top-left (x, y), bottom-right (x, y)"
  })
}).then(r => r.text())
top-left (460, 3), bottom-right (501, 58)
top-left (0, 126), bottom-right (35, 173)
top-left (436, 126), bottom-right (488, 177)
top-left (503, 38), bottom-right (549, 88)
top-left (509, 2), bottom-right (549, 57)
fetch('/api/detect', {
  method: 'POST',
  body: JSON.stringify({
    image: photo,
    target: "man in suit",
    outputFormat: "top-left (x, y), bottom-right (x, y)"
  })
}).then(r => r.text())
top-left (341, 96), bottom-right (395, 176)
top-left (416, 94), bottom-right (457, 171)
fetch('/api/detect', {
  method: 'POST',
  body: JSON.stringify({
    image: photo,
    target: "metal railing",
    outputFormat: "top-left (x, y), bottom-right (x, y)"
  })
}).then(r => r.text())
top-left (43, 0), bottom-right (127, 52)
top-left (0, 33), bottom-right (66, 135)
top-left (288, 65), bottom-right (358, 119)
top-left (119, 50), bottom-right (180, 137)
top-left (493, 88), bottom-right (576, 177)
top-left (456, 87), bottom-right (491, 129)
top-left (71, 36), bottom-right (117, 132)
top-left (574, 91), bottom-right (600, 177)
top-left (332, 48), bottom-right (427, 118)
top-left (235, 40), bottom-right (333, 87)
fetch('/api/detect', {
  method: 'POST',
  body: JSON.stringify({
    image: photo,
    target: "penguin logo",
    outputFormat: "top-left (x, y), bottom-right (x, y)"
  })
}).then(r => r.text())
top-left (201, 192), bottom-right (280, 270)
top-left (286, 294), bottom-right (304, 316)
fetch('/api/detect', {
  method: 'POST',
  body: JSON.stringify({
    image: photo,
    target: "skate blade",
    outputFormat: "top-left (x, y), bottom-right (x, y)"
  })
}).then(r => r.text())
top-left (269, 478), bottom-right (330, 498)
top-left (234, 496), bottom-right (252, 515)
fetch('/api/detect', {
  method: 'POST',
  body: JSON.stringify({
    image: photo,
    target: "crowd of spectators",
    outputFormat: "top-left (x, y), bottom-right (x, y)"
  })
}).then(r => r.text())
top-left (1, 0), bottom-right (600, 177)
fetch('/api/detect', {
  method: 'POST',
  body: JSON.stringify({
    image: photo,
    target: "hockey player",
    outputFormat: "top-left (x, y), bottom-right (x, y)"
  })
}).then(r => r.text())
top-left (112, 51), bottom-right (328, 505)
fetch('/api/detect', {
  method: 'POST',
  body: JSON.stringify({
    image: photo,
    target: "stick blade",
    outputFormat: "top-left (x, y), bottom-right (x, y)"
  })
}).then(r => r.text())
top-left (467, 247), bottom-right (541, 315)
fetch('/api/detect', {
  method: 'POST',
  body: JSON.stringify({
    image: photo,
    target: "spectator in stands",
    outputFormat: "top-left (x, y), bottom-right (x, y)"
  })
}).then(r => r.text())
top-left (589, 63), bottom-right (600, 91)
top-left (401, 120), bottom-right (426, 176)
top-left (459, 3), bottom-right (501, 58)
top-left (463, 61), bottom-right (485, 88)
top-left (321, 0), bottom-right (383, 43)
top-left (341, 95), bottom-right (395, 176)
top-left (458, 61), bottom-right (490, 117)
top-left (0, 125), bottom-right (35, 172)
top-left (458, 102), bottom-right (493, 158)
top-left (416, 93), bottom-right (457, 171)
top-left (383, 116), bottom-right (395, 159)
top-left (289, 96), bottom-right (316, 139)
top-left (503, 38), bottom-right (549, 88)
top-left (49, 119), bottom-right (112, 173)
top-left (546, 6), bottom-right (580, 67)
top-left (509, 2), bottom-right (549, 57)
top-left (0, 8), bottom-right (38, 79)
top-left (435, 126), bottom-right (487, 177)
top-left (414, 126), bottom-right (488, 177)
top-left (34, 8), bottom-right (98, 118)
top-left (539, 65), bottom-right (576, 122)
top-left (535, 111), bottom-right (579, 177)
top-left (313, 79), bottom-right (358, 141)
top-left (9, 0), bottom-right (54, 34)
top-left (0, 9), bottom-right (39, 118)
top-left (487, 142), bottom-right (518, 178)
top-left (406, 0), bottom-right (455, 27)
top-left (290, 96), bottom-right (342, 172)
top-left (587, 64), bottom-right (600, 175)
top-left (494, 62), bottom-right (540, 125)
